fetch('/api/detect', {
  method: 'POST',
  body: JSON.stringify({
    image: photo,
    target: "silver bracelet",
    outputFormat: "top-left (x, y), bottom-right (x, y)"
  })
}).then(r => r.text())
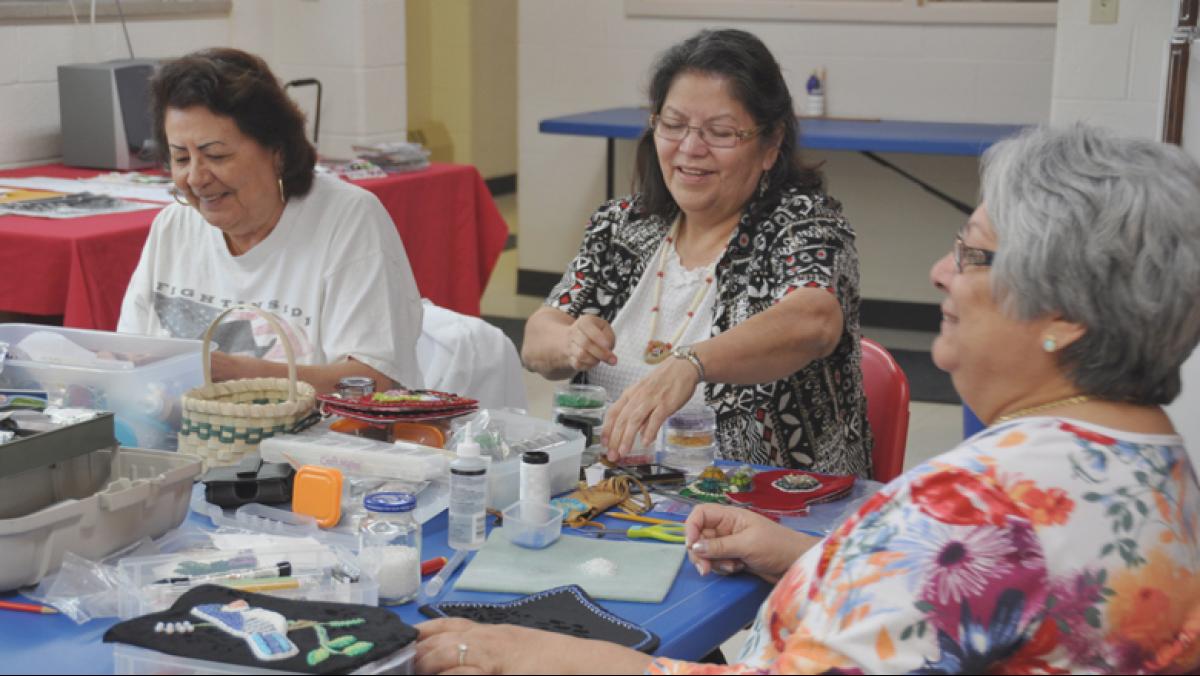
top-left (670, 345), bottom-right (705, 382)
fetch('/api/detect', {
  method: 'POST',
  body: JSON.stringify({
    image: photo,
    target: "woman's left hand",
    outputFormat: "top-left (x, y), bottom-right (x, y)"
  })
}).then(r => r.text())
top-left (416, 618), bottom-right (648, 674)
top-left (602, 357), bottom-right (701, 461)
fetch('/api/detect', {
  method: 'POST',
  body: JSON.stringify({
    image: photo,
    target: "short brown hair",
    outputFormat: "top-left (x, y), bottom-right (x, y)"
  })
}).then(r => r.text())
top-left (150, 47), bottom-right (316, 197)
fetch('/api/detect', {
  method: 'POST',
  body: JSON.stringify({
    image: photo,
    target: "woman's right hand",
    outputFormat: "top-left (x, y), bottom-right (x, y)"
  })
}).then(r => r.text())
top-left (565, 314), bottom-right (618, 372)
top-left (685, 504), bottom-right (821, 584)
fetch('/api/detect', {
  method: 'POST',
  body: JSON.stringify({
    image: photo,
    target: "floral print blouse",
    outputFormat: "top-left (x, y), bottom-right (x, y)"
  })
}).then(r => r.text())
top-left (649, 417), bottom-right (1200, 674)
top-left (546, 189), bottom-right (871, 475)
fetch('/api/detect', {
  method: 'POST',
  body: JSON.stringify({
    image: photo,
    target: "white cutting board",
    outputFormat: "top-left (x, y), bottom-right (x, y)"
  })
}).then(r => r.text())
top-left (453, 530), bottom-right (686, 603)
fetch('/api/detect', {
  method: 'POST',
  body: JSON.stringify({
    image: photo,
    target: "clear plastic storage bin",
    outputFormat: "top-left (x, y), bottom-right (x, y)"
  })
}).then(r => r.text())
top-left (116, 545), bottom-right (378, 619)
top-left (478, 410), bottom-right (585, 509)
top-left (0, 324), bottom-right (205, 450)
top-left (112, 643), bottom-right (415, 675)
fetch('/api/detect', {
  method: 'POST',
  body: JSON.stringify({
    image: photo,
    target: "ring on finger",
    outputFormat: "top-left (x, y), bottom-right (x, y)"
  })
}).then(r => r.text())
top-left (457, 643), bottom-right (469, 667)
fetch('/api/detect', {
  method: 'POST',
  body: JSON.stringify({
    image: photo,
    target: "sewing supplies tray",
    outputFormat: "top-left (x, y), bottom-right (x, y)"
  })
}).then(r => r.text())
top-left (0, 441), bottom-right (200, 591)
top-left (453, 530), bottom-right (685, 603)
top-left (420, 584), bottom-right (660, 653)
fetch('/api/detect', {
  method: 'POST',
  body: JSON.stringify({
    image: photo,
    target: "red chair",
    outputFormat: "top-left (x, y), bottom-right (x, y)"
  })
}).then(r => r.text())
top-left (860, 337), bottom-right (911, 483)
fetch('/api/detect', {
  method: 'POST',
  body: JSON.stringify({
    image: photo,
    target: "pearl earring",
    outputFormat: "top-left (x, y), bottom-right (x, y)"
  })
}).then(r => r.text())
top-left (1042, 336), bottom-right (1057, 353)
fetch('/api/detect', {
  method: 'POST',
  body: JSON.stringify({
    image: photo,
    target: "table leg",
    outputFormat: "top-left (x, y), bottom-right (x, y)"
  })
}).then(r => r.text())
top-left (606, 137), bottom-right (615, 201)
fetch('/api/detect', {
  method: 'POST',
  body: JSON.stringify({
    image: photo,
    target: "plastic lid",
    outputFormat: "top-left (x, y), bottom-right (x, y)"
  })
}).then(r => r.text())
top-left (363, 491), bottom-right (416, 513)
top-left (667, 407), bottom-right (716, 431)
top-left (521, 451), bottom-right (550, 465)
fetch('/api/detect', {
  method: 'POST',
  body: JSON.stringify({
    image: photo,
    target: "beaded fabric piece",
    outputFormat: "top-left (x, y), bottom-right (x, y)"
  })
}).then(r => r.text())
top-left (420, 584), bottom-right (660, 653)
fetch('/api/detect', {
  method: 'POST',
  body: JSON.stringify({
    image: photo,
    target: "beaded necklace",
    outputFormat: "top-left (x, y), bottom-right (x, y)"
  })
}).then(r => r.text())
top-left (643, 219), bottom-right (716, 365)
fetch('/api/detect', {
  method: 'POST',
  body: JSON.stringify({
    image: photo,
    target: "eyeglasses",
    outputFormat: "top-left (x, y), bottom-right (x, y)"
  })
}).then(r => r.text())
top-left (953, 235), bottom-right (995, 273)
top-left (649, 114), bottom-right (759, 149)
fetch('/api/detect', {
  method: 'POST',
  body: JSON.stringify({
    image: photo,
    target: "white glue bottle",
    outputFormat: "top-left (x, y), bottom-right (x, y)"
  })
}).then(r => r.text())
top-left (448, 434), bottom-right (489, 550)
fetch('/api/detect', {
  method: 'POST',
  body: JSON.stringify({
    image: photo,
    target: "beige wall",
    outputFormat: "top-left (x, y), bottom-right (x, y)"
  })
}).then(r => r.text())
top-left (406, 0), bottom-right (516, 178)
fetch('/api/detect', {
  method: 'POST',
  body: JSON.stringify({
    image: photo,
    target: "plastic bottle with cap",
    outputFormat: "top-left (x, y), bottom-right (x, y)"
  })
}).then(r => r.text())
top-left (805, 68), bottom-right (826, 117)
top-left (447, 430), bottom-right (488, 550)
top-left (519, 450), bottom-right (551, 506)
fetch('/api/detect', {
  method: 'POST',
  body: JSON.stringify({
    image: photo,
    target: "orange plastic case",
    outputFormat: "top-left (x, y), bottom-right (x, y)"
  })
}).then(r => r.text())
top-left (291, 465), bottom-right (343, 528)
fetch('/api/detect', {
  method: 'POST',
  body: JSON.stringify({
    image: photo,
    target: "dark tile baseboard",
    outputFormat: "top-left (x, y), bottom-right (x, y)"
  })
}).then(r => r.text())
top-left (517, 269), bottom-right (562, 298)
top-left (485, 174), bottom-right (516, 197)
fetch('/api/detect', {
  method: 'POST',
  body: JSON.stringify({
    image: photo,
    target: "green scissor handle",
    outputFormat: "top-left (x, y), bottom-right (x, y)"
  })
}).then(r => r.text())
top-left (627, 523), bottom-right (686, 543)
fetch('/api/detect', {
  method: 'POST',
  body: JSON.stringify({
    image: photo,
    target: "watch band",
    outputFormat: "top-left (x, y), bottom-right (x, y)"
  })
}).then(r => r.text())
top-left (671, 345), bottom-right (706, 382)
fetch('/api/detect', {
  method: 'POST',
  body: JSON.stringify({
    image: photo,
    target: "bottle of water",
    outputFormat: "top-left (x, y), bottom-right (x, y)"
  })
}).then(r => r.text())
top-left (448, 436), bottom-right (488, 550)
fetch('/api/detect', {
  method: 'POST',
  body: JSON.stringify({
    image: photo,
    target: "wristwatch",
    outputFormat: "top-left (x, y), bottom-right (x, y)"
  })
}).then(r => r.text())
top-left (671, 345), bottom-right (706, 383)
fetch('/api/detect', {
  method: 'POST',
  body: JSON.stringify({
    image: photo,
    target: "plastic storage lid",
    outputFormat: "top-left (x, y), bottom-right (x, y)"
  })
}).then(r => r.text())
top-left (666, 408), bottom-right (716, 430)
top-left (521, 451), bottom-right (549, 464)
top-left (363, 491), bottom-right (416, 513)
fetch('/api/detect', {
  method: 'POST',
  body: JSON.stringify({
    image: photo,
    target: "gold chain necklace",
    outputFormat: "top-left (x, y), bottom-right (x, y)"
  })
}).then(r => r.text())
top-left (643, 219), bottom-right (716, 365)
top-left (993, 395), bottom-right (1094, 424)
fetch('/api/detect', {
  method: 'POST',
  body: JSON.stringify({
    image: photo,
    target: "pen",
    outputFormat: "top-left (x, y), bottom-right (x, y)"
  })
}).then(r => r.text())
top-left (222, 577), bottom-right (302, 593)
top-left (0, 600), bottom-right (58, 615)
top-left (421, 556), bottom-right (448, 576)
top-left (155, 561), bottom-right (292, 585)
top-left (423, 550), bottom-right (468, 597)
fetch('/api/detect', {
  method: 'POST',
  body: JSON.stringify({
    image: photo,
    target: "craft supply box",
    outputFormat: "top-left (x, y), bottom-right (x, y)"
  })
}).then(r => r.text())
top-left (116, 545), bottom-right (379, 619)
top-left (0, 443), bottom-right (201, 591)
top-left (0, 323), bottom-right (205, 450)
top-left (112, 643), bottom-right (415, 675)
top-left (479, 410), bottom-right (585, 509)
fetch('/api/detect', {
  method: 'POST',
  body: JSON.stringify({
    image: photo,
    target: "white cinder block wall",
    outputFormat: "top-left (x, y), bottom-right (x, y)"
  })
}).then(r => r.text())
top-left (0, 0), bottom-right (406, 168)
top-left (1048, 0), bottom-right (1200, 456)
top-left (517, 1), bottom-right (1057, 306)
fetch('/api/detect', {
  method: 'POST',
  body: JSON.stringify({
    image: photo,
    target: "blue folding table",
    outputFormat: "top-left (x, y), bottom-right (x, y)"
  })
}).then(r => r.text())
top-left (539, 106), bottom-right (1026, 209)
top-left (0, 480), bottom-right (875, 673)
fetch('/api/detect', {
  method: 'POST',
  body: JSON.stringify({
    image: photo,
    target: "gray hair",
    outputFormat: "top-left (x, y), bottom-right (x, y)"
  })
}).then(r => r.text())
top-left (981, 123), bottom-right (1200, 405)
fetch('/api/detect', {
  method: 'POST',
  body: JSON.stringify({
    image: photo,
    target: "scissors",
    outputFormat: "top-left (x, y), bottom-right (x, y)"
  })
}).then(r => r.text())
top-left (572, 522), bottom-right (686, 544)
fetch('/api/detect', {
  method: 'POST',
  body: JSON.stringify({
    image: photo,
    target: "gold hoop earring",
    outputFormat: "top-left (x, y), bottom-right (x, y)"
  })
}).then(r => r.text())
top-left (277, 177), bottom-right (286, 205)
top-left (170, 187), bottom-right (192, 208)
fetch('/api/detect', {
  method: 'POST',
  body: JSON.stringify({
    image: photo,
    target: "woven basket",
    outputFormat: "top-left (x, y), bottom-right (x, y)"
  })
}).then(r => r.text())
top-left (178, 305), bottom-right (317, 469)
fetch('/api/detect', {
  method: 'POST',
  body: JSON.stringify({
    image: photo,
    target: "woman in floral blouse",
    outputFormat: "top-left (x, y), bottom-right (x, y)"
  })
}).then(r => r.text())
top-left (521, 29), bottom-right (871, 474)
top-left (417, 125), bottom-right (1200, 674)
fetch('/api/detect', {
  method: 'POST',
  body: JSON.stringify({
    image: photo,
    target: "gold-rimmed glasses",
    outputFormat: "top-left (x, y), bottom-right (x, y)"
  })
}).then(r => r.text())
top-left (649, 113), bottom-right (760, 148)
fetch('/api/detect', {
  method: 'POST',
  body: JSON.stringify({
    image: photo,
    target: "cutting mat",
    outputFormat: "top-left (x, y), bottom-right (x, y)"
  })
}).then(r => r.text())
top-left (453, 531), bottom-right (686, 603)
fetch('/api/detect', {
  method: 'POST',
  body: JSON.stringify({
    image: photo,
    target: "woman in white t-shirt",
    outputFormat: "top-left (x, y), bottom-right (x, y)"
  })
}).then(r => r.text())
top-left (118, 48), bottom-right (423, 394)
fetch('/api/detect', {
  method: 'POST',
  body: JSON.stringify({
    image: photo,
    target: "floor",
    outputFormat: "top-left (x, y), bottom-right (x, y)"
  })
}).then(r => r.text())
top-left (482, 192), bottom-right (966, 659)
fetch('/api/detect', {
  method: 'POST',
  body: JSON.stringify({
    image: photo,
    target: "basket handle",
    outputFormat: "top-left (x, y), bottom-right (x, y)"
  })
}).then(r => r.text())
top-left (201, 304), bottom-right (300, 402)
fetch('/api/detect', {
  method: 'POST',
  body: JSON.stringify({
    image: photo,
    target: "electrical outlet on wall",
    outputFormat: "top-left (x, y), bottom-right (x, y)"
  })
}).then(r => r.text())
top-left (1090, 0), bottom-right (1118, 24)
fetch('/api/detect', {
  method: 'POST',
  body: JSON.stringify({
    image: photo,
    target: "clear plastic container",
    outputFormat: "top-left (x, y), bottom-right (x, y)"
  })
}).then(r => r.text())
top-left (553, 383), bottom-right (607, 424)
top-left (0, 324), bottom-right (205, 450)
top-left (259, 428), bottom-right (452, 482)
top-left (359, 492), bottom-right (421, 605)
top-left (661, 407), bottom-right (717, 477)
top-left (116, 544), bottom-right (377, 619)
top-left (113, 643), bottom-right (415, 675)
top-left (501, 500), bottom-right (562, 549)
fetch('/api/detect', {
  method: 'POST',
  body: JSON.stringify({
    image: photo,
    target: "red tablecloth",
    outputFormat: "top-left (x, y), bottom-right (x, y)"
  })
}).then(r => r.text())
top-left (0, 163), bottom-right (509, 329)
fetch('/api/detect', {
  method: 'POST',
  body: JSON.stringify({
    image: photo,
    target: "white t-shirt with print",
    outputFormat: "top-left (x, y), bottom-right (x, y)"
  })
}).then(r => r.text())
top-left (117, 173), bottom-right (424, 388)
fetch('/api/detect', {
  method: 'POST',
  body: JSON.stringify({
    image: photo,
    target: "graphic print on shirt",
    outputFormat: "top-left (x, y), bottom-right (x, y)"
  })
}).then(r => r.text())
top-left (152, 293), bottom-right (315, 362)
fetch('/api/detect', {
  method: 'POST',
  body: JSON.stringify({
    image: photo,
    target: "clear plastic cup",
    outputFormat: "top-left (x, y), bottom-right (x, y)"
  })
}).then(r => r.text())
top-left (553, 384), bottom-right (607, 425)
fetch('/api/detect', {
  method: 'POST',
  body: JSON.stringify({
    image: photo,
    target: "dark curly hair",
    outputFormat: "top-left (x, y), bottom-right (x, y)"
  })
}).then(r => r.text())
top-left (150, 47), bottom-right (316, 198)
top-left (634, 29), bottom-right (821, 219)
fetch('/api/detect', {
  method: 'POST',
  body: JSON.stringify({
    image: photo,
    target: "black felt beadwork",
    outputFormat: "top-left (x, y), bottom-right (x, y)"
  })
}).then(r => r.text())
top-left (419, 584), bottom-right (659, 653)
top-left (103, 585), bottom-right (417, 675)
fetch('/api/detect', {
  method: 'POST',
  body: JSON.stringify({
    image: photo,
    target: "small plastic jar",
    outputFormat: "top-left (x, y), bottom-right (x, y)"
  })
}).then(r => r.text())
top-left (336, 376), bottom-right (376, 399)
top-left (661, 408), bottom-right (717, 477)
top-left (359, 492), bottom-right (421, 605)
top-left (553, 384), bottom-right (607, 425)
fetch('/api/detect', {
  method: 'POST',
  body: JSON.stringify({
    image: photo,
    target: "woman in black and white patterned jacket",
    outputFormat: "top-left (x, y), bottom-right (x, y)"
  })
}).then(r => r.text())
top-left (522, 29), bottom-right (871, 475)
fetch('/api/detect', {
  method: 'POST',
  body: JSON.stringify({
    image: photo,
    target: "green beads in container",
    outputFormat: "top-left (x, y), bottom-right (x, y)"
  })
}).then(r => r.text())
top-left (553, 384), bottom-right (606, 424)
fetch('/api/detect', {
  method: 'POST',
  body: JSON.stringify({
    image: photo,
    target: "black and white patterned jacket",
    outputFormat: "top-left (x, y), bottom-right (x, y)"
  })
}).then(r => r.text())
top-left (546, 187), bottom-right (872, 476)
